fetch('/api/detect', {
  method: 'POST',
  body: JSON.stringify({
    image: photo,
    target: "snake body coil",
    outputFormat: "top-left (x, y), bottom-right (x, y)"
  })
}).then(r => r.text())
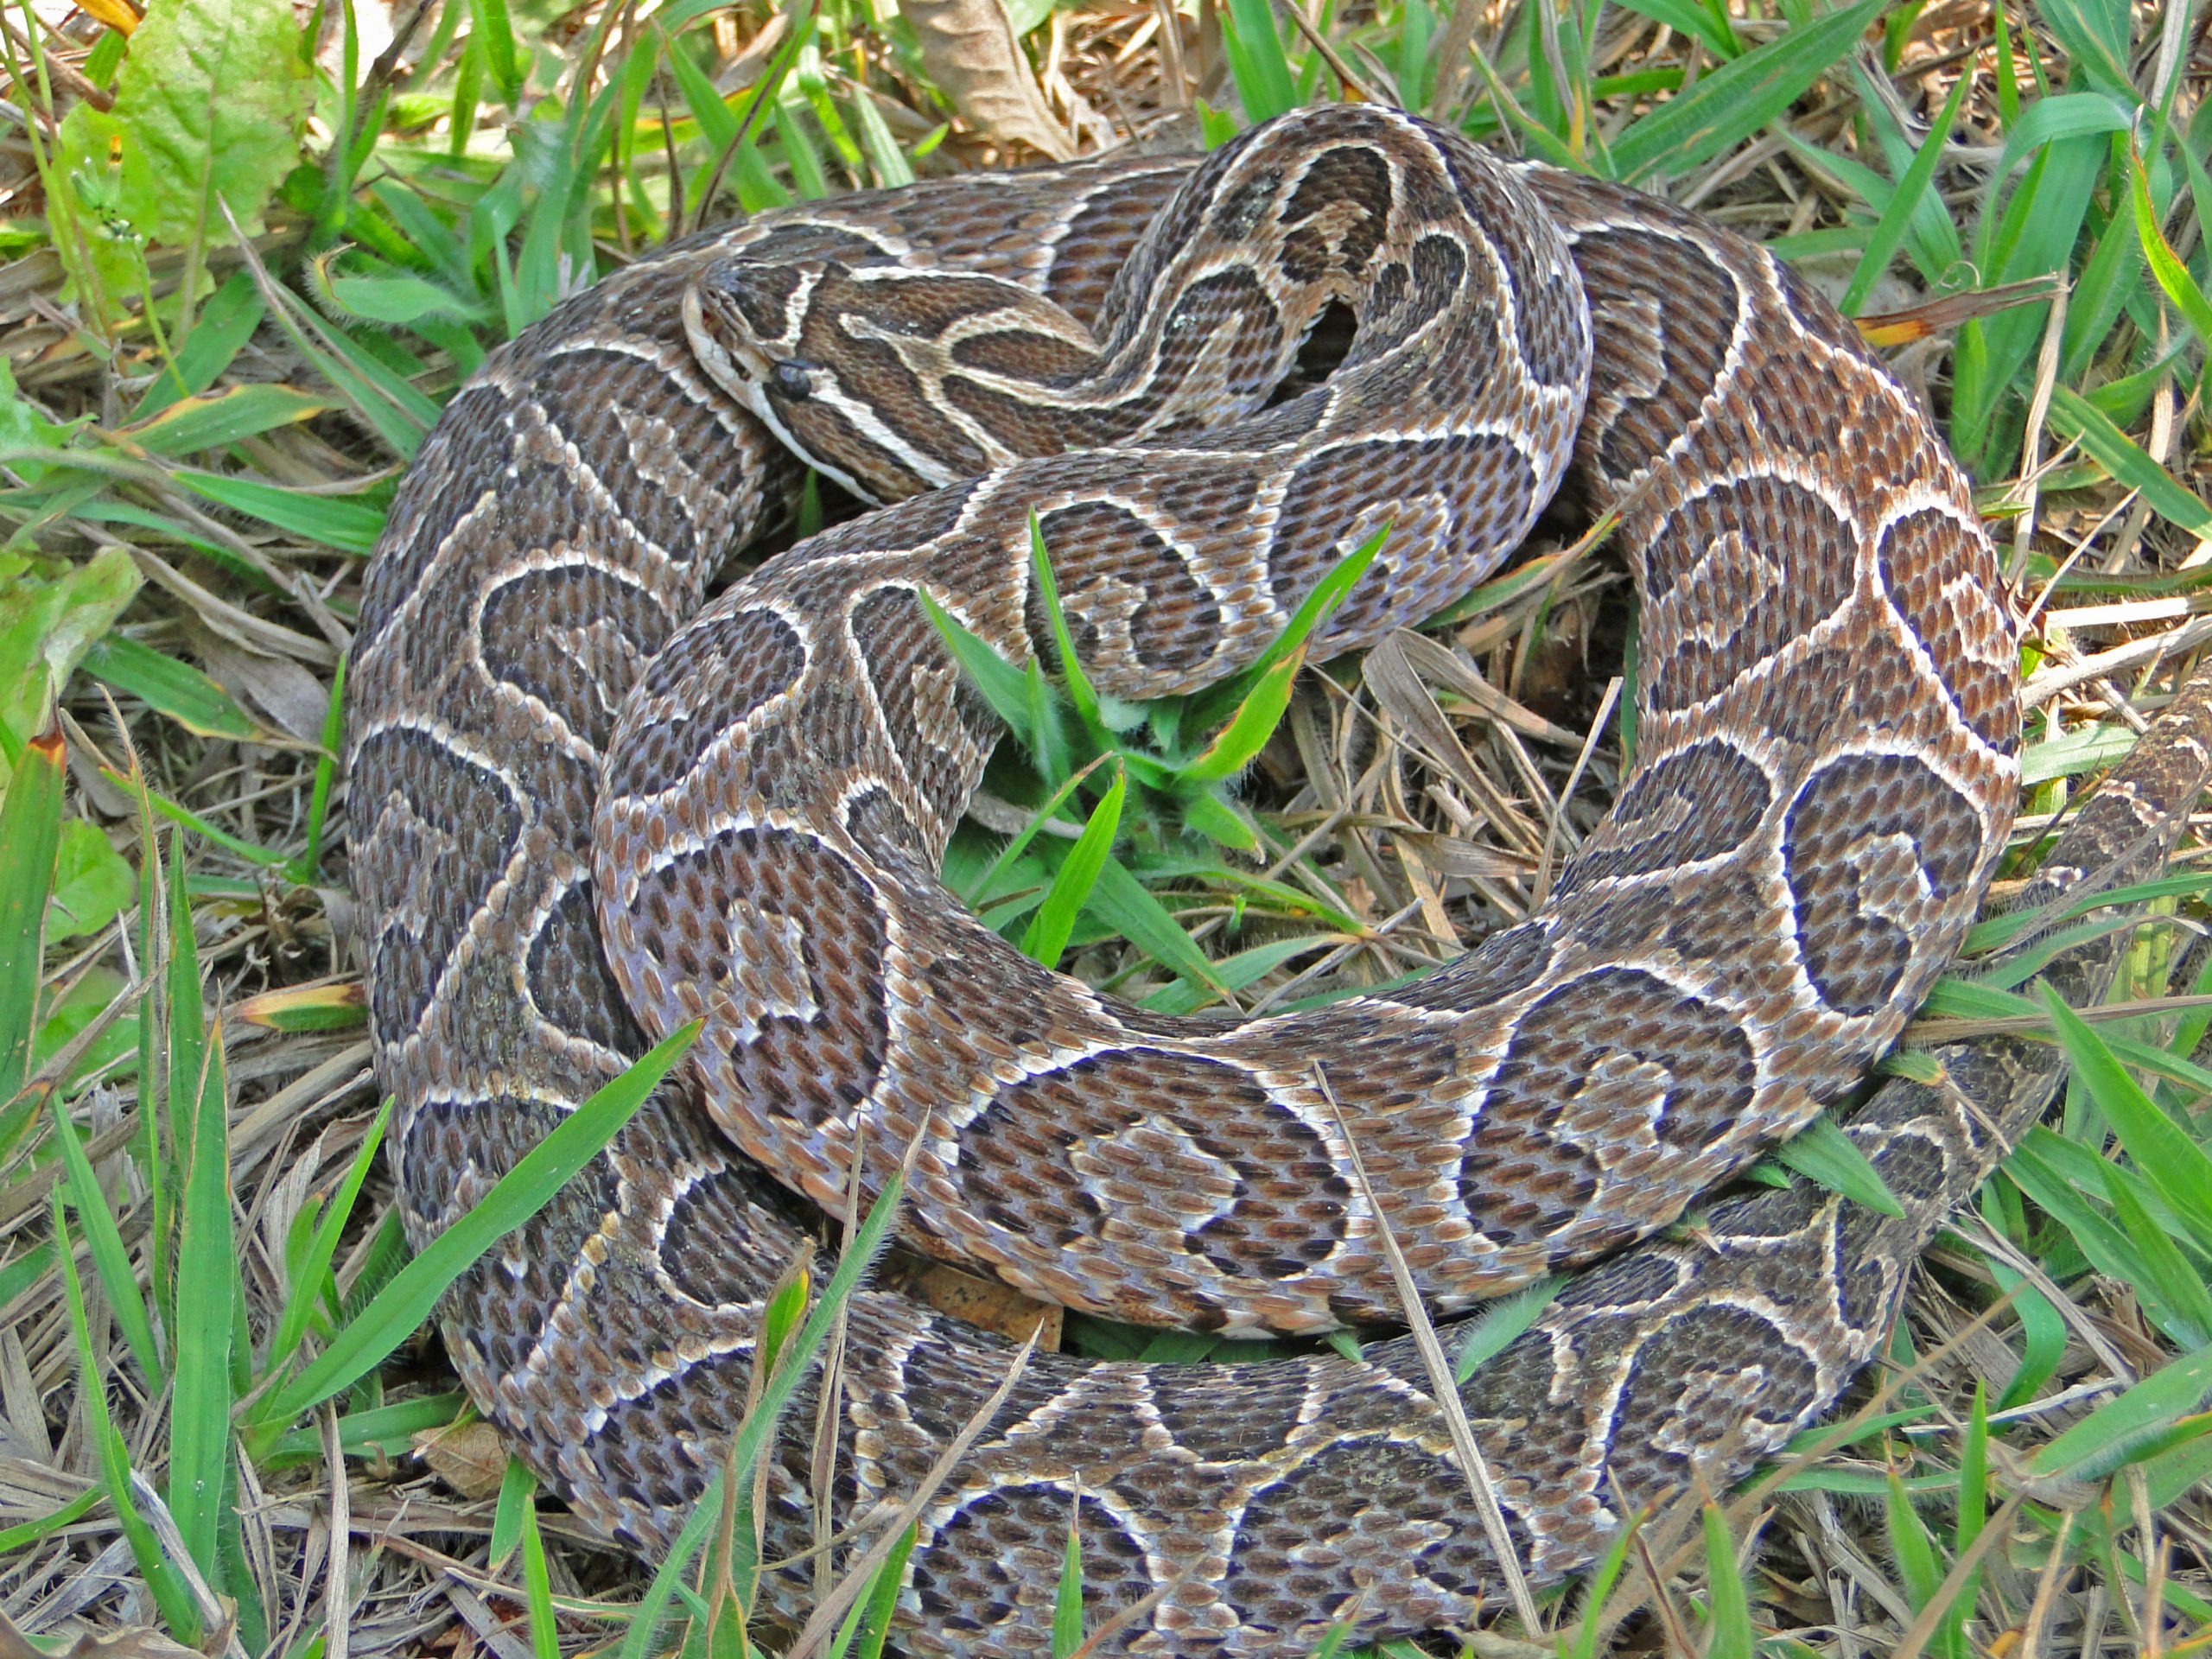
top-left (351, 108), bottom-right (2075, 1653)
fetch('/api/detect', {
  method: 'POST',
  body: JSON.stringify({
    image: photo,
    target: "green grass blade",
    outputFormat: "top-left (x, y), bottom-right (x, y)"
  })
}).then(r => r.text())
top-left (960, 756), bottom-right (1113, 906)
top-left (1608, 0), bottom-right (1738, 60)
top-left (1030, 512), bottom-right (1104, 736)
top-left (167, 1010), bottom-right (234, 1578)
top-left (2102, 1167), bottom-right (2212, 1348)
top-left (264, 1098), bottom-right (391, 1381)
top-left (2044, 387), bottom-right (2212, 536)
top-left (521, 1484), bottom-right (561, 1659)
top-left (2128, 143), bottom-right (2212, 374)
top-left (54, 1198), bottom-right (204, 1639)
top-left (618, 1167), bottom-right (910, 1659)
top-left (48, 1095), bottom-right (164, 1382)
top-left (1770, 1112), bottom-right (1905, 1217)
top-left (1452, 1274), bottom-right (1562, 1383)
top-left (290, 653), bottom-right (346, 885)
top-left (1020, 768), bottom-right (1126, 965)
top-left (918, 588), bottom-right (1033, 737)
top-left (1051, 1515), bottom-right (1084, 1658)
top-left (1700, 1501), bottom-right (1754, 1659)
top-left (0, 1486), bottom-right (100, 1552)
top-left (1180, 648), bottom-right (1301, 785)
top-left (173, 472), bottom-right (386, 554)
top-left (853, 1524), bottom-right (918, 1659)
top-left (0, 726), bottom-right (62, 1100)
top-left (1185, 524), bottom-right (1389, 739)
top-left (1608, 0), bottom-right (1886, 182)
top-left (1841, 66), bottom-right (1972, 315)
top-left (1884, 1464), bottom-right (1945, 1611)
top-left (257, 1392), bottom-right (467, 1470)
top-left (1082, 857), bottom-right (1230, 997)
top-left (2031, 1342), bottom-right (2212, 1484)
top-left (1567, 1506), bottom-right (1647, 1659)
top-left (251, 1022), bottom-right (699, 1436)
top-left (1218, 0), bottom-right (1297, 119)
top-left (83, 635), bottom-right (259, 741)
top-left (2042, 985), bottom-right (2212, 1258)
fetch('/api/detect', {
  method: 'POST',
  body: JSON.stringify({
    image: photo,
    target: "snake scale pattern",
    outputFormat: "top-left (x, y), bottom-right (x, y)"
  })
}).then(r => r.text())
top-left (347, 106), bottom-right (2196, 1652)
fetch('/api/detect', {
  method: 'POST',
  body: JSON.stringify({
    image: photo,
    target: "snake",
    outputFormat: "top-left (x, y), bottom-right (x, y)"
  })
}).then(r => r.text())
top-left (346, 105), bottom-right (2195, 1653)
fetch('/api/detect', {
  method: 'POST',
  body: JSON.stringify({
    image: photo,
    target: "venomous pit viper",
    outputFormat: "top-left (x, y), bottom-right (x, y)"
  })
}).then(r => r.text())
top-left (348, 104), bottom-right (2207, 1653)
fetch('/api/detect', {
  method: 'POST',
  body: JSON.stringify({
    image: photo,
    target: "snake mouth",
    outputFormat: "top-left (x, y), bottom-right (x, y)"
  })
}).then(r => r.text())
top-left (682, 280), bottom-right (780, 403)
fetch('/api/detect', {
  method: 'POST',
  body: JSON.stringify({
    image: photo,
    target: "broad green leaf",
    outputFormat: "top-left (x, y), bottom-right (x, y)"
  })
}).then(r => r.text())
top-left (0, 546), bottom-right (142, 790)
top-left (57, 0), bottom-right (313, 296)
top-left (1084, 857), bottom-right (1230, 997)
top-left (31, 965), bottom-right (137, 1087)
top-left (0, 355), bottom-right (80, 484)
top-left (1184, 523), bottom-right (1389, 739)
top-left (47, 819), bottom-right (134, 939)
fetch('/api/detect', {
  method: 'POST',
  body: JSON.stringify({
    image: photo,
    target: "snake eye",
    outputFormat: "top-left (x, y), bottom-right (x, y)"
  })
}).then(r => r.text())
top-left (771, 359), bottom-right (818, 401)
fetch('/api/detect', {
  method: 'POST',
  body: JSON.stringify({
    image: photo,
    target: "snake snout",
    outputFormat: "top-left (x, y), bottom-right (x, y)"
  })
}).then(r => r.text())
top-left (685, 259), bottom-right (814, 388)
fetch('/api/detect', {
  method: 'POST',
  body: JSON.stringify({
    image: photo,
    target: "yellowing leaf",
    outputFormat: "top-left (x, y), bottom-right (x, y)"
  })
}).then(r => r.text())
top-left (75, 0), bottom-right (139, 32)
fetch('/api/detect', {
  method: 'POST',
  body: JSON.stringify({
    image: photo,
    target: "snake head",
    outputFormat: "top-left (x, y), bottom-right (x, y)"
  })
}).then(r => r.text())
top-left (688, 254), bottom-right (1113, 507)
top-left (684, 258), bottom-right (825, 402)
top-left (686, 256), bottom-right (942, 505)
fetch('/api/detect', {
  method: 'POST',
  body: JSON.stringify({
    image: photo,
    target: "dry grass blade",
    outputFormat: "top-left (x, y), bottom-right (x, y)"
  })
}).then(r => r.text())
top-left (1307, 1059), bottom-right (1543, 1634)
top-left (782, 1318), bottom-right (1046, 1659)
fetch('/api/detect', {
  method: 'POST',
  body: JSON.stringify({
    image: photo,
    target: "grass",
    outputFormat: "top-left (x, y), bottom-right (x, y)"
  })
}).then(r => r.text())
top-left (0, 0), bottom-right (2209, 1649)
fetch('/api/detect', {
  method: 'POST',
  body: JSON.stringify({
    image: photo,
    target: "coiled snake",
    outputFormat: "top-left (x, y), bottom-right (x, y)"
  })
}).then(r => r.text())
top-left (348, 105), bottom-right (2196, 1653)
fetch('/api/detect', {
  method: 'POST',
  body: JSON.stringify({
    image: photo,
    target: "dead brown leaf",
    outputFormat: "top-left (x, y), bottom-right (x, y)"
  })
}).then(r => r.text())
top-left (412, 1418), bottom-right (509, 1499)
top-left (897, 0), bottom-right (1074, 158)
